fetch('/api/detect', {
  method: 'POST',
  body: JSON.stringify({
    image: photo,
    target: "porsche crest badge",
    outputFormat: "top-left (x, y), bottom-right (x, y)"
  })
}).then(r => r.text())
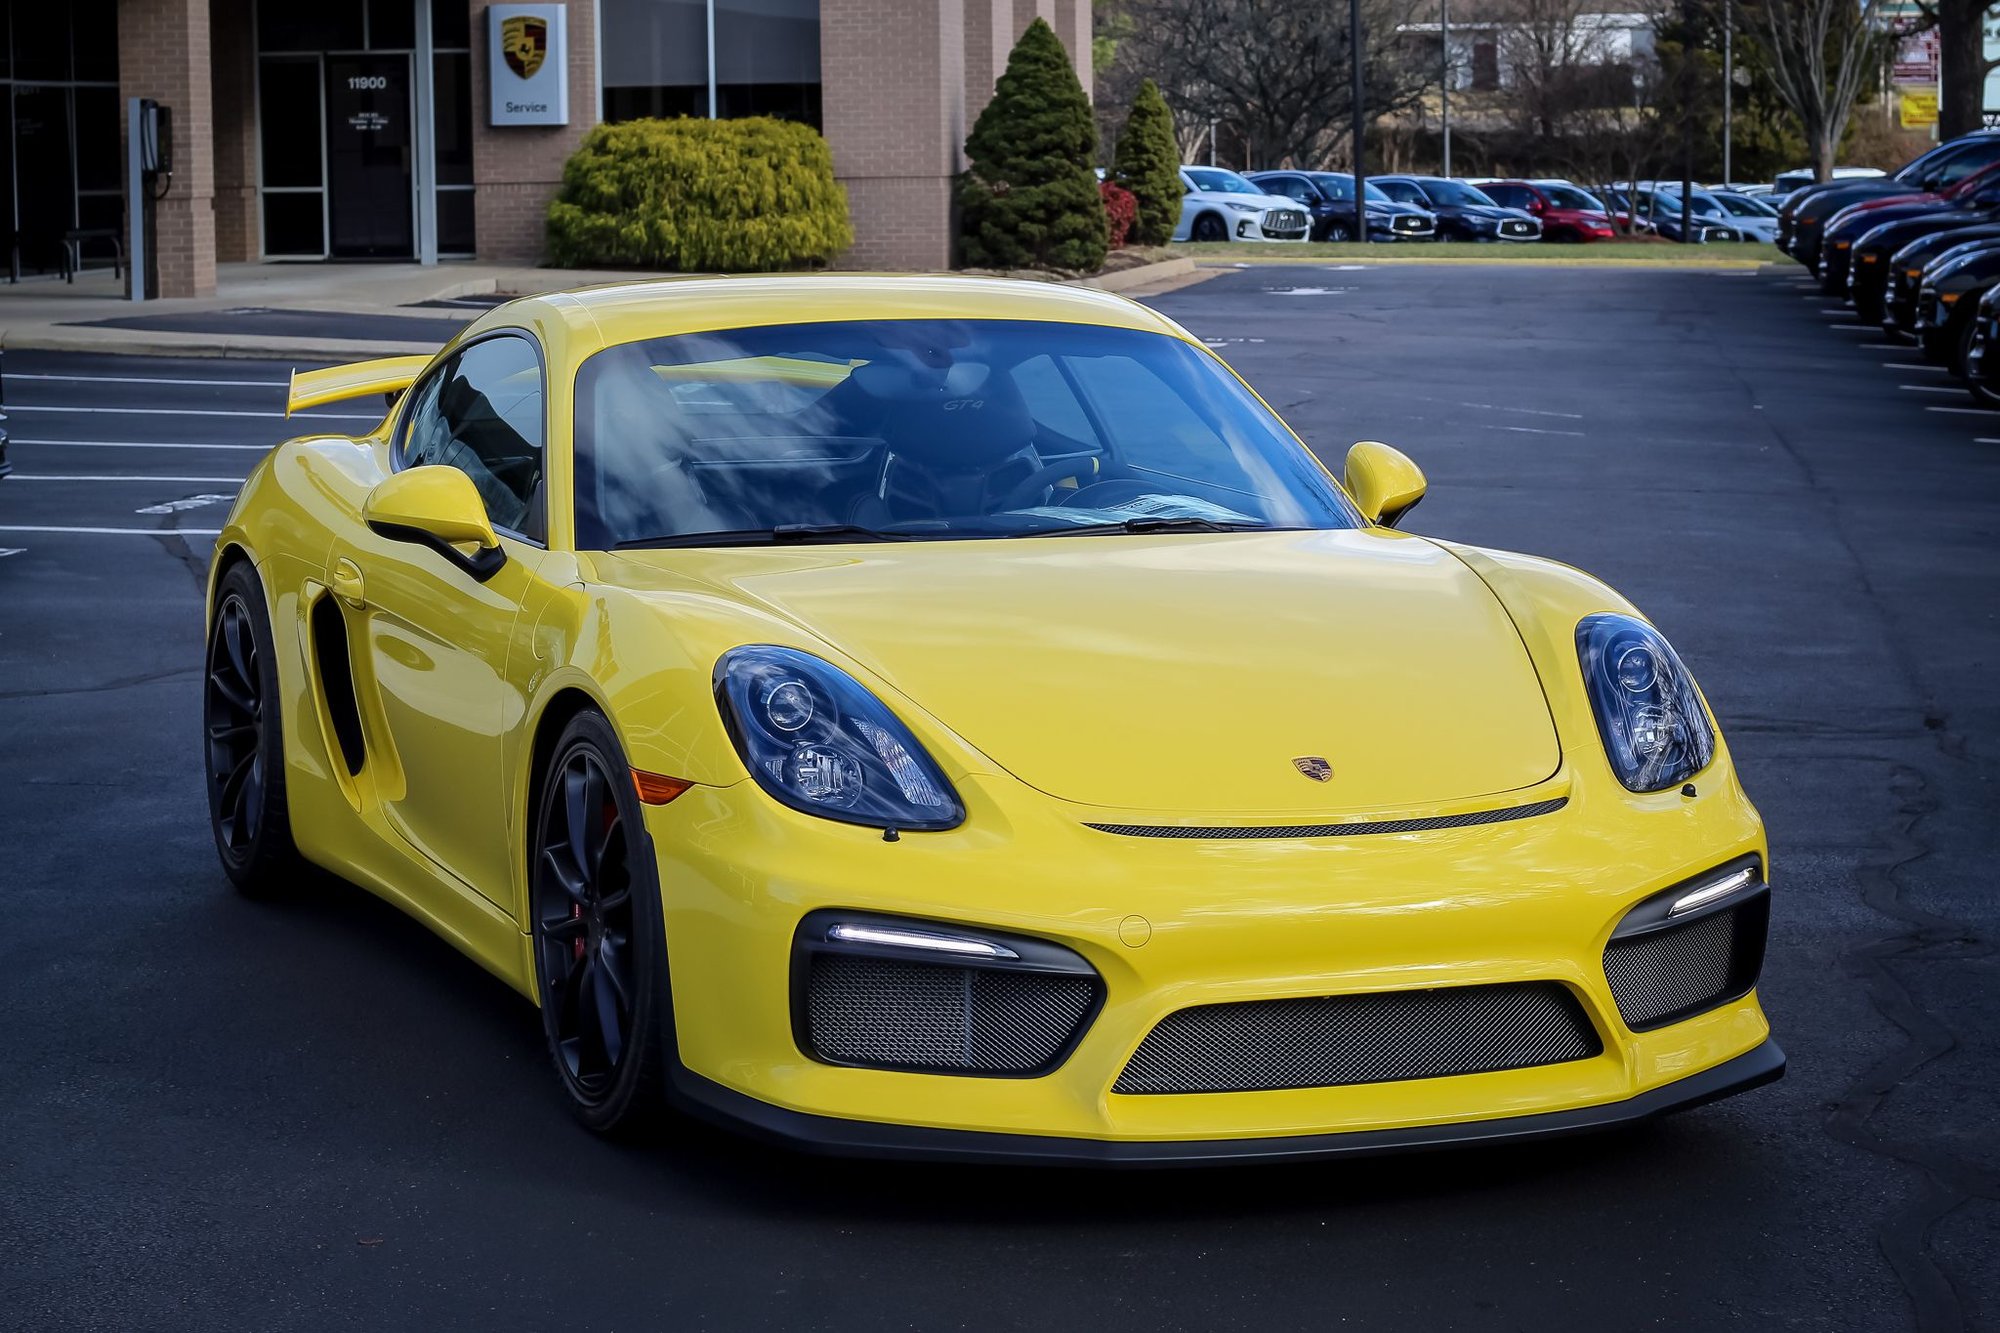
top-left (1293, 756), bottom-right (1333, 782)
top-left (501, 15), bottom-right (548, 79)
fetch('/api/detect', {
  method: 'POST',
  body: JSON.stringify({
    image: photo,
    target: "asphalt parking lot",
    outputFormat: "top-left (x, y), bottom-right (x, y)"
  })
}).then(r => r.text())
top-left (2, 265), bottom-right (1996, 1331)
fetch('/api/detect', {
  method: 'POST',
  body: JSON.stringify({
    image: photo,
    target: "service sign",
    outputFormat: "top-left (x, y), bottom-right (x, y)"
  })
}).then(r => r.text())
top-left (489, 3), bottom-right (569, 126)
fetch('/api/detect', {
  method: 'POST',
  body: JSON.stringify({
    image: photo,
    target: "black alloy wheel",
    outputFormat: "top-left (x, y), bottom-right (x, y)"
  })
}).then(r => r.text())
top-left (531, 710), bottom-right (670, 1133)
top-left (1191, 212), bottom-right (1228, 244)
top-left (204, 562), bottom-right (300, 895)
top-left (1326, 218), bottom-right (1353, 243)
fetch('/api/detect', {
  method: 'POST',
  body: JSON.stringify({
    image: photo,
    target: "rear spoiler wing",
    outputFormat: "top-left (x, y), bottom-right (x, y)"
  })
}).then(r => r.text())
top-left (286, 355), bottom-right (432, 417)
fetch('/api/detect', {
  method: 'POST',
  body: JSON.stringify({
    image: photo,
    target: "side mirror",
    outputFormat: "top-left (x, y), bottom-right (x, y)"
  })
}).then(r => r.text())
top-left (1344, 441), bottom-right (1427, 528)
top-left (363, 466), bottom-right (506, 581)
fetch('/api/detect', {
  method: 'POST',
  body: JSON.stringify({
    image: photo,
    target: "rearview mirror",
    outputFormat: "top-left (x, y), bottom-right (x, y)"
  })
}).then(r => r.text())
top-left (1344, 441), bottom-right (1427, 528)
top-left (363, 466), bottom-right (506, 581)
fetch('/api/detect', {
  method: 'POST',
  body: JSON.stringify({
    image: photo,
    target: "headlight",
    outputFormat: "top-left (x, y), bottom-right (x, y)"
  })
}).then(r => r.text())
top-left (716, 645), bottom-right (964, 831)
top-left (1576, 614), bottom-right (1716, 792)
top-left (1226, 201), bottom-right (1263, 213)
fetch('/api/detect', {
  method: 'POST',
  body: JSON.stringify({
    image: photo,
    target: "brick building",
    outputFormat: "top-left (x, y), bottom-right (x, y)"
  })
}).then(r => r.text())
top-left (1, 0), bottom-right (1093, 297)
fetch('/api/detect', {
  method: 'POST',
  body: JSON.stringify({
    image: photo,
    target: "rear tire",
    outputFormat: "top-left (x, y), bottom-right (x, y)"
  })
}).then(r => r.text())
top-left (204, 562), bottom-right (301, 897)
top-left (529, 710), bottom-right (672, 1136)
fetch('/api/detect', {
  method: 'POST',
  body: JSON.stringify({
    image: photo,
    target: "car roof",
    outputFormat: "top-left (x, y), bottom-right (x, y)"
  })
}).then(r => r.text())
top-left (461, 274), bottom-right (1191, 353)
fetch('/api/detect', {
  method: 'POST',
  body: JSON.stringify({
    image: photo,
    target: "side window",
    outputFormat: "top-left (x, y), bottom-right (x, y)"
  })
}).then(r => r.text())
top-left (1271, 176), bottom-right (1314, 204)
top-left (1062, 354), bottom-right (1230, 480)
top-left (1009, 354), bottom-right (1101, 452)
top-left (401, 335), bottom-right (546, 541)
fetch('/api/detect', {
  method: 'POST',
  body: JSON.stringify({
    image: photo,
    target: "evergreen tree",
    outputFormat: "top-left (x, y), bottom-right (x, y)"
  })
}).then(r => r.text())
top-left (959, 18), bottom-right (1107, 272)
top-left (1114, 79), bottom-right (1181, 247)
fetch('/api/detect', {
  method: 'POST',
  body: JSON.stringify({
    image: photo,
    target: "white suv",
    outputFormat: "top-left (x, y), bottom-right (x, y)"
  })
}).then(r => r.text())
top-left (1175, 167), bottom-right (1311, 243)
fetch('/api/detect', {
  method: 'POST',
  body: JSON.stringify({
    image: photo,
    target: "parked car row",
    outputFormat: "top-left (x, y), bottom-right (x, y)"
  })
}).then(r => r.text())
top-left (1778, 130), bottom-right (2000, 404)
top-left (1171, 167), bottom-right (1784, 246)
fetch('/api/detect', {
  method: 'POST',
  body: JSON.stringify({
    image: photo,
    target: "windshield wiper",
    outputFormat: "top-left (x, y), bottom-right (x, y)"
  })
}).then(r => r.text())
top-left (1016, 516), bottom-right (1268, 538)
top-left (615, 523), bottom-right (913, 550)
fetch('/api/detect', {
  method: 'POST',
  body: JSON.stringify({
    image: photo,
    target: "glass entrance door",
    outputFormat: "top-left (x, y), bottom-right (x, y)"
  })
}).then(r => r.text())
top-left (325, 54), bottom-right (413, 258)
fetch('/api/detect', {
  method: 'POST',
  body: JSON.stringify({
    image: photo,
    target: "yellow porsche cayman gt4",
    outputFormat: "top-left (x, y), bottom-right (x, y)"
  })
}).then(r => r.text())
top-left (203, 275), bottom-right (1780, 1162)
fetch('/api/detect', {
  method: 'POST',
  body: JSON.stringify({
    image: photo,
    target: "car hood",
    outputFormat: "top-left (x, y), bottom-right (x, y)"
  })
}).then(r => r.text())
top-left (600, 530), bottom-right (1563, 814)
top-left (1365, 200), bottom-right (1433, 219)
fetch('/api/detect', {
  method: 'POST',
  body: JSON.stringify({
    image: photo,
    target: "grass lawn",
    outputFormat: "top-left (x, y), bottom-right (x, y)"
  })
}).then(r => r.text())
top-left (1171, 240), bottom-right (1779, 265)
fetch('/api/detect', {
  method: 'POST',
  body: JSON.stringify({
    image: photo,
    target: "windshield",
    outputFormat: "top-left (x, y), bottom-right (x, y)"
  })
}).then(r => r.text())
top-left (1184, 168), bottom-right (1263, 196)
top-left (1540, 184), bottom-right (1605, 210)
top-left (1305, 174), bottom-right (1393, 203)
top-left (1714, 192), bottom-right (1776, 217)
top-left (1416, 179), bottom-right (1498, 207)
top-left (572, 319), bottom-right (1361, 548)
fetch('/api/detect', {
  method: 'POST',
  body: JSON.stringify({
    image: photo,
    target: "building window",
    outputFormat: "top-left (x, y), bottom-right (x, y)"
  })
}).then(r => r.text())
top-left (1471, 42), bottom-right (1499, 92)
top-left (1, 0), bottom-right (121, 278)
top-left (602, 0), bottom-right (822, 129)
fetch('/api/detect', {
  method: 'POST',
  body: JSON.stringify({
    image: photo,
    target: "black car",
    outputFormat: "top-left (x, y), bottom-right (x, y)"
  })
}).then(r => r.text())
top-left (1959, 282), bottom-right (2000, 405)
top-left (1780, 132), bottom-right (2000, 271)
top-left (1913, 236), bottom-right (2000, 370)
top-left (1248, 171), bottom-right (1438, 242)
top-left (1371, 176), bottom-right (1541, 241)
top-left (1821, 164), bottom-right (2000, 300)
top-left (1885, 223), bottom-right (2000, 336)
top-left (1848, 207), bottom-right (2000, 324)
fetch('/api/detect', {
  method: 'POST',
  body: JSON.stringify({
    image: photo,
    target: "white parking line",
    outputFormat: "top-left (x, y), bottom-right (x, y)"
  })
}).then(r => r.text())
top-left (0, 548), bottom-right (24, 560)
top-left (1978, 437), bottom-right (2000, 443)
top-left (1491, 424), bottom-right (1586, 437)
top-left (1460, 402), bottom-right (1585, 419)
top-left (13, 438), bottom-right (269, 452)
top-left (1825, 323), bottom-right (1876, 331)
top-left (0, 525), bottom-right (222, 536)
top-left (1888, 362), bottom-right (1946, 371)
top-left (135, 495), bottom-right (235, 515)
top-left (4, 372), bottom-right (288, 388)
top-left (6, 474), bottom-right (244, 483)
top-left (1861, 343), bottom-right (1910, 349)
top-left (5, 404), bottom-right (376, 421)
top-left (1924, 405), bottom-right (1997, 415)
top-left (1900, 384), bottom-right (1966, 394)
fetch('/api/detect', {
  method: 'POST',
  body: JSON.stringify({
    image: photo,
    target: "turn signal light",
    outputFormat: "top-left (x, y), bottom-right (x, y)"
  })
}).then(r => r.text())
top-left (631, 769), bottom-right (694, 805)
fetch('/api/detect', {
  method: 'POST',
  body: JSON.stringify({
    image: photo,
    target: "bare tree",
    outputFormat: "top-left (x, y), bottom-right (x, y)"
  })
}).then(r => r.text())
top-left (1493, 0), bottom-right (1631, 138)
top-left (1756, 0), bottom-right (1891, 178)
top-left (1117, 0), bottom-right (1441, 168)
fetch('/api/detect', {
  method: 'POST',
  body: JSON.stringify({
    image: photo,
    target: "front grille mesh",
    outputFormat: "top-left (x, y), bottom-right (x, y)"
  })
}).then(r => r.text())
top-left (1113, 982), bottom-right (1600, 1095)
top-left (807, 954), bottom-right (1094, 1074)
top-left (1603, 905), bottom-right (1746, 1029)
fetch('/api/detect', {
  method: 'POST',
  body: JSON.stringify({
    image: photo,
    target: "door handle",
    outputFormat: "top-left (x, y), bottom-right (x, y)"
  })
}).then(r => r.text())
top-left (331, 557), bottom-right (366, 609)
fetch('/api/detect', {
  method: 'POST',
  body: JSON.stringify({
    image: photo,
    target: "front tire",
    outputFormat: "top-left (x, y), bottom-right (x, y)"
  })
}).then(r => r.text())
top-left (530, 710), bottom-right (672, 1135)
top-left (1190, 212), bottom-right (1228, 244)
top-left (204, 562), bottom-right (301, 896)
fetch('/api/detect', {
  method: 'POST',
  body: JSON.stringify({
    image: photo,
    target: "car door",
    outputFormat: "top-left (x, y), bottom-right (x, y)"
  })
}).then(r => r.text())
top-left (331, 332), bottom-right (552, 913)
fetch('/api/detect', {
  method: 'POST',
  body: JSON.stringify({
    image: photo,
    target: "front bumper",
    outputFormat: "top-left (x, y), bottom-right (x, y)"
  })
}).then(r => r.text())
top-left (643, 762), bottom-right (1776, 1157)
top-left (670, 1038), bottom-right (1786, 1165)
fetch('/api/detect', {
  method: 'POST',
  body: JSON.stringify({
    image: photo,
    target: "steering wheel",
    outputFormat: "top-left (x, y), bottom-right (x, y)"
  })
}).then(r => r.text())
top-left (1000, 456), bottom-right (1101, 510)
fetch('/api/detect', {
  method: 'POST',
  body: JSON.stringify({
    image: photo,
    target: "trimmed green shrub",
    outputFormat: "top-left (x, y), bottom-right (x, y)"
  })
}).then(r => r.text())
top-left (547, 116), bottom-right (852, 271)
top-left (1115, 80), bottom-right (1181, 247)
top-left (958, 18), bottom-right (1107, 272)
top-left (1101, 180), bottom-right (1137, 248)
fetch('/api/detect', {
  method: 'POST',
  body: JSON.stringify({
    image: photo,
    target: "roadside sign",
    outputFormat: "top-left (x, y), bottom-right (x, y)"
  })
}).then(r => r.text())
top-left (1895, 30), bottom-right (1939, 85)
top-left (1901, 87), bottom-right (1940, 128)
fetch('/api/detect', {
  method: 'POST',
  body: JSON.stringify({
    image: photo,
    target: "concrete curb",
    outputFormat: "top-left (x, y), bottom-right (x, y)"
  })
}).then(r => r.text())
top-left (0, 258), bottom-right (1210, 362)
top-left (1188, 254), bottom-right (1772, 270)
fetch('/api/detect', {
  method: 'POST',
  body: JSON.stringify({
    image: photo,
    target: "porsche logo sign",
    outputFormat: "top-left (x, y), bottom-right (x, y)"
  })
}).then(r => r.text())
top-left (501, 16), bottom-right (548, 79)
top-left (1293, 756), bottom-right (1333, 782)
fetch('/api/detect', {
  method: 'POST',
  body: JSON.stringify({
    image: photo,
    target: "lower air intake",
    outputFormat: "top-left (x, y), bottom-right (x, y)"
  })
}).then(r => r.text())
top-left (1603, 898), bottom-right (1767, 1030)
top-left (1113, 982), bottom-right (1600, 1095)
top-left (806, 954), bottom-right (1095, 1075)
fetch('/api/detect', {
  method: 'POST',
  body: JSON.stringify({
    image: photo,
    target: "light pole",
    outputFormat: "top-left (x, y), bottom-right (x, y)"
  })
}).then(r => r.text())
top-left (1441, 0), bottom-right (1452, 176)
top-left (1722, 0), bottom-right (1733, 184)
top-left (1352, 0), bottom-right (1368, 242)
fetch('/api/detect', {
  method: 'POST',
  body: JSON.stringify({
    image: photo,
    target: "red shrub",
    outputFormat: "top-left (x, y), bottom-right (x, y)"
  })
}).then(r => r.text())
top-left (1100, 180), bottom-right (1138, 249)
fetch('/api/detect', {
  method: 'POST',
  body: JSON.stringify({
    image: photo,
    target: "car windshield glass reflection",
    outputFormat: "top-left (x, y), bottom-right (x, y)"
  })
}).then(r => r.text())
top-left (1184, 168), bottom-right (1263, 196)
top-left (1541, 184), bottom-right (1604, 210)
top-left (1307, 174), bottom-right (1393, 203)
top-left (1419, 179), bottom-right (1499, 207)
top-left (572, 320), bottom-right (1361, 549)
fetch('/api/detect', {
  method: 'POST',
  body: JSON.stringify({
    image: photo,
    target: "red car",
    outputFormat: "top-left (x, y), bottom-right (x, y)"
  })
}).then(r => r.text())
top-left (1480, 180), bottom-right (1619, 242)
